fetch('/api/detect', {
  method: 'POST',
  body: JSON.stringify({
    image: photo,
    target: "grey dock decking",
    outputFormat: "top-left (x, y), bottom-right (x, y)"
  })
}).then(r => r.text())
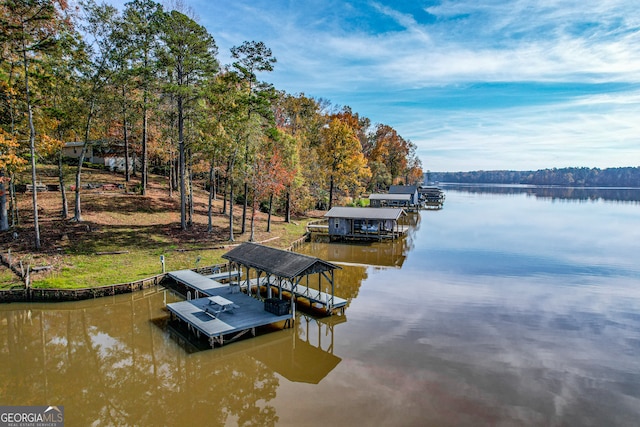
top-left (168, 269), bottom-right (227, 296)
top-left (166, 244), bottom-right (348, 348)
top-left (247, 277), bottom-right (347, 311)
top-left (166, 284), bottom-right (292, 347)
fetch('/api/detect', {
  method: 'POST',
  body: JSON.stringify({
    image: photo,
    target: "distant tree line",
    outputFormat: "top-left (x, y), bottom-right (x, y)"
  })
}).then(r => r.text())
top-left (430, 167), bottom-right (640, 187)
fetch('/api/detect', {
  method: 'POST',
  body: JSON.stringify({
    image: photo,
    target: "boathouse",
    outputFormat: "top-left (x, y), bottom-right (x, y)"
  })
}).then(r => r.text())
top-left (389, 185), bottom-right (420, 205)
top-left (419, 185), bottom-right (445, 209)
top-left (324, 206), bottom-right (407, 241)
top-left (222, 243), bottom-right (346, 315)
top-left (368, 193), bottom-right (412, 208)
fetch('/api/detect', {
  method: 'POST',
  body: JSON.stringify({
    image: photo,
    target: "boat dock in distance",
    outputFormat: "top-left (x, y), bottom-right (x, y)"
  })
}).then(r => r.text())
top-left (166, 243), bottom-right (346, 348)
top-left (312, 206), bottom-right (408, 241)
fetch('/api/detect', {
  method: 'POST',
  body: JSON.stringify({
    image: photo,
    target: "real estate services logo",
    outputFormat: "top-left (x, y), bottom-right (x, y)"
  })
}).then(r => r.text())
top-left (0, 406), bottom-right (64, 427)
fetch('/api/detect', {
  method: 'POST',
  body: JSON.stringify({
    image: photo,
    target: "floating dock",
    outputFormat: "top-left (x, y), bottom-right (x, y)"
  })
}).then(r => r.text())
top-left (166, 270), bottom-right (293, 348)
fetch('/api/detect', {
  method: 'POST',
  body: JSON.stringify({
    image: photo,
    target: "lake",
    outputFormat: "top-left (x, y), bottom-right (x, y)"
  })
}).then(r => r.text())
top-left (1, 186), bottom-right (639, 426)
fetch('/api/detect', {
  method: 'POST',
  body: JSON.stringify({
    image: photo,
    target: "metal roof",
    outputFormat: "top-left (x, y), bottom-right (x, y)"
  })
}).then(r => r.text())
top-left (368, 193), bottom-right (412, 201)
top-left (324, 206), bottom-right (406, 220)
top-left (389, 185), bottom-right (418, 194)
top-left (222, 242), bottom-right (340, 279)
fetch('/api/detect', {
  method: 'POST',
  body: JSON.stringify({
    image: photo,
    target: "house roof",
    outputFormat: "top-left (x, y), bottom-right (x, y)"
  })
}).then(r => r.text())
top-left (368, 193), bottom-right (412, 201)
top-left (324, 206), bottom-right (406, 220)
top-left (63, 141), bottom-right (86, 148)
top-left (389, 185), bottom-right (418, 194)
top-left (222, 242), bottom-right (340, 279)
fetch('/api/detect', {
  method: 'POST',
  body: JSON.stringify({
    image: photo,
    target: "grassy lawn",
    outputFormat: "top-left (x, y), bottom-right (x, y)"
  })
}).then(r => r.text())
top-left (1, 166), bottom-right (315, 289)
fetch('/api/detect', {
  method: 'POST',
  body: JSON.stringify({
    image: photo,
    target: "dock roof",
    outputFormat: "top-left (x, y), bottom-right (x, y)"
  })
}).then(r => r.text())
top-left (324, 206), bottom-right (406, 221)
top-left (369, 193), bottom-right (412, 201)
top-left (389, 185), bottom-right (418, 194)
top-left (222, 242), bottom-right (340, 279)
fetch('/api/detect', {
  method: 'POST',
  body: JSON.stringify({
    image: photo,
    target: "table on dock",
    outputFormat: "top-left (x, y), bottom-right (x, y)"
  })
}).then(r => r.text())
top-left (167, 286), bottom-right (292, 347)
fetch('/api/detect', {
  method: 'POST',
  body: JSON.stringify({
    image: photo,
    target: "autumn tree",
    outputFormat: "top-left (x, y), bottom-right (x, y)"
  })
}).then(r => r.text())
top-left (320, 117), bottom-right (370, 209)
top-left (122, 0), bottom-right (163, 194)
top-left (159, 9), bottom-right (217, 230)
top-left (37, 26), bottom-right (87, 219)
top-left (230, 40), bottom-right (276, 234)
top-left (273, 92), bottom-right (326, 217)
top-left (0, 0), bottom-right (69, 248)
top-left (0, 131), bottom-right (27, 229)
top-left (67, 0), bottom-right (124, 223)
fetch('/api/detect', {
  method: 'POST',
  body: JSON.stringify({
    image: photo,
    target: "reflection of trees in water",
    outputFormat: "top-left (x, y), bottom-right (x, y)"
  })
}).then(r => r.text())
top-left (444, 184), bottom-right (640, 204)
top-left (334, 265), bottom-right (368, 302)
top-left (0, 293), bottom-right (279, 427)
top-left (300, 233), bottom-right (417, 303)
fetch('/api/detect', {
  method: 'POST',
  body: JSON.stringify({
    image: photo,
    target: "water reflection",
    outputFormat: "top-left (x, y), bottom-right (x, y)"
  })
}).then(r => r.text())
top-left (442, 183), bottom-right (640, 203)
top-left (0, 289), bottom-right (345, 426)
top-left (305, 239), bottom-right (408, 269)
top-left (2, 188), bottom-right (640, 426)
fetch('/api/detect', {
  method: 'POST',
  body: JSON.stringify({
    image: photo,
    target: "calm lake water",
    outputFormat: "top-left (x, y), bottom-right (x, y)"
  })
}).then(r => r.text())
top-left (1, 186), bottom-right (640, 426)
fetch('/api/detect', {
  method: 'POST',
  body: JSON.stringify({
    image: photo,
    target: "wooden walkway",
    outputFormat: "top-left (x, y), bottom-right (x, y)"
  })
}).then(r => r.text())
top-left (247, 277), bottom-right (348, 314)
top-left (168, 269), bottom-right (227, 297)
top-left (167, 270), bottom-right (293, 347)
top-left (205, 270), bottom-right (242, 282)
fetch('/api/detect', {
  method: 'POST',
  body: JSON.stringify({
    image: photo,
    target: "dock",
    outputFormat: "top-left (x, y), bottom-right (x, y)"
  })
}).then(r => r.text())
top-left (246, 277), bottom-right (348, 313)
top-left (166, 270), bottom-right (293, 348)
top-left (165, 243), bottom-right (348, 349)
top-left (223, 243), bottom-right (345, 315)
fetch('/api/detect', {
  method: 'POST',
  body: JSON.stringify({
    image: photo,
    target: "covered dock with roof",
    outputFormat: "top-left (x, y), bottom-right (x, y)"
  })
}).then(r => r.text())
top-left (222, 243), bottom-right (346, 315)
top-left (368, 193), bottom-right (412, 208)
top-left (324, 206), bottom-right (408, 241)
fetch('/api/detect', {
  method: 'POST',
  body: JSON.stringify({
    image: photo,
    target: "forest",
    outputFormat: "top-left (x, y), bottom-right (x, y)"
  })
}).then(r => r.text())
top-left (430, 167), bottom-right (640, 187)
top-left (0, 0), bottom-right (423, 250)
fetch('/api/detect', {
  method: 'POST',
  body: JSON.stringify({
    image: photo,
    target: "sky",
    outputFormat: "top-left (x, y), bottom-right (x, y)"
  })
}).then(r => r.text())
top-left (120, 0), bottom-right (640, 172)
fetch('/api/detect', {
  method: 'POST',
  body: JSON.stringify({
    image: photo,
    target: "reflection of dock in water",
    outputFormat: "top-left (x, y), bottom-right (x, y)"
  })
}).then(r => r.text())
top-left (253, 316), bottom-right (343, 384)
top-left (305, 241), bottom-right (407, 269)
top-left (163, 310), bottom-right (344, 384)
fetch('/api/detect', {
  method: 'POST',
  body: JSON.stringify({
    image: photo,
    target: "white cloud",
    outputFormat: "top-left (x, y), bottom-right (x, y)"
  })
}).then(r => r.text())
top-left (163, 0), bottom-right (640, 170)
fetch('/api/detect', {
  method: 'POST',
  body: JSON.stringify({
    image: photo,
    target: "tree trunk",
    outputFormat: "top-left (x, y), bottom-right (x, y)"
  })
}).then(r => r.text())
top-left (168, 148), bottom-right (173, 199)
top-left (74, 99), bottom-right (96, 222)
top-left (141, 89), bottom-right (148, 195)
top-left (58, 152), bottom-right (68, 218)
top-left (10, 173), bottom-right (18, 227)
top-left (178, 95), bottom-right (186, 230)
top-left (285, 190), bottom-right (291, 223)
top-left (22, 45), bottom-right (40, 249)
top-left (212, 156), bottom-right (217, 201)
top-left (0, 171), bottom-right (7, 231)
top-left (228, 175), bottom-right (234, 242)
top-left (267, 193), bottom-right (273, 232)
top-left (122, 85), bottom-right (130, 182)
top-left (207, 164), bottom-right (214, 232)
top-left (187, 151), bottom-right (193, 227)
top-left (242, 181), bottom-right (248, 234)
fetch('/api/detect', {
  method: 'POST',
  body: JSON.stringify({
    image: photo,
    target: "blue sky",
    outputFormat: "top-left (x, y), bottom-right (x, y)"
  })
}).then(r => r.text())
top-left (128, 1), bottom-right (640, 171)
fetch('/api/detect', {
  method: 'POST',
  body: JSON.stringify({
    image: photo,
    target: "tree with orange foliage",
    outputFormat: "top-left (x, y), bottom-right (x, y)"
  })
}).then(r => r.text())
top-left (319, 117), bottom-right (371, 209)
top-left (0, 131), bottom-right (28, 230)
top-left (248, 132), bottom-right (295, 241)
top-left (1, 0), bottom-right (69, 248)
